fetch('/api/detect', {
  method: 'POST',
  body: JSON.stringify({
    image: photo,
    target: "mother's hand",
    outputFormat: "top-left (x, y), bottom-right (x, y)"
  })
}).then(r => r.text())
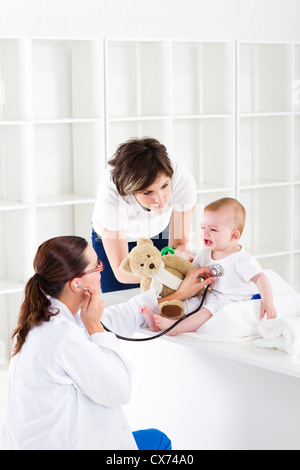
top-left (176, 267), bottom-right (215, 300)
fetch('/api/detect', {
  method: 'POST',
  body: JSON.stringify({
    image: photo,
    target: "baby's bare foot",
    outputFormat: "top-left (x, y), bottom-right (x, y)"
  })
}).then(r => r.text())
top-left (141, 305), bottom-right (160, 332)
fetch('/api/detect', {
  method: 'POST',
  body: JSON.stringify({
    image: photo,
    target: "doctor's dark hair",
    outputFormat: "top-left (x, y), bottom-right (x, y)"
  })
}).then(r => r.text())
top-left (108, 137), bottom-right (174, 196)
top-left (11, 236), bottom-right (89, 357)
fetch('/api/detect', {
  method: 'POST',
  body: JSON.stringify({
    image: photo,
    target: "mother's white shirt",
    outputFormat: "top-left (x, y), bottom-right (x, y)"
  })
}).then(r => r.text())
top-left (0, 290), bottom-right (157, 450)
top-left (92, 160), bottom-right (197, 241)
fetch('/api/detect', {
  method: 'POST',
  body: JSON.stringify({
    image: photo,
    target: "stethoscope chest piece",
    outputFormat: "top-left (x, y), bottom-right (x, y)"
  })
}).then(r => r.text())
top-left (210, 264), bottom-right (224, 277)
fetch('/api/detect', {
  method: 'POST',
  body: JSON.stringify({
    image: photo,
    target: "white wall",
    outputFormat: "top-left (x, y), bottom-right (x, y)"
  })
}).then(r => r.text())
top-left (0, 0), bottom-right (299, 42)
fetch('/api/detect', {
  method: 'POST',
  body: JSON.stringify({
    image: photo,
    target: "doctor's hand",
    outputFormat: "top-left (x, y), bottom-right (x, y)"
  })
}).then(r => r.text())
top-left (80, 290), bottom-right (106, 335)
top-left (177, 267), bottom-right (216, 300)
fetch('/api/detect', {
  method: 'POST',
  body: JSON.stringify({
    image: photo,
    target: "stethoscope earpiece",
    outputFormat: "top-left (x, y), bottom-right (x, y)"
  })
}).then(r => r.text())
top-left (76, 283), bottom-right (89, 292)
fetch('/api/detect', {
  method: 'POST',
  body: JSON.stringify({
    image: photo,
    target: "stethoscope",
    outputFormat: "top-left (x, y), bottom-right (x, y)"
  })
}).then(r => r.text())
top-left (76, 247), bottom-right (224, 342)
top-left (101, 284), bottom-right (211, 342)
top-left (100, 252), bottom-right (224, 342)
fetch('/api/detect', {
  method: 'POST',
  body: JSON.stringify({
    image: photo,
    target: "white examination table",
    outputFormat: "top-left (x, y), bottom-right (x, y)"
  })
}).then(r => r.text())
top-left (103, 287), bottom-right (300, 450)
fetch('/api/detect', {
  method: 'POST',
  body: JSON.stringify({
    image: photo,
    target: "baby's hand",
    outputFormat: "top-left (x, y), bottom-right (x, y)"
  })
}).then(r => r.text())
top-left (260, 302), bottom-right (277, 320)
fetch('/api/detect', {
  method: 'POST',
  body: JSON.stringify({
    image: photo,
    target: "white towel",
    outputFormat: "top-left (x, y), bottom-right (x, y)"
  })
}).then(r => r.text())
top-left (254, 317), bottom-right (300, 363)
top-left (181, 273), bottom-right (300, 344)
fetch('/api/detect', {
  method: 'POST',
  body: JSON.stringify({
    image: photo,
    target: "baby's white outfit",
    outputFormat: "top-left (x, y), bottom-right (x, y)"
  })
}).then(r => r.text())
top-left (183, 246), bottom-right (263, 315)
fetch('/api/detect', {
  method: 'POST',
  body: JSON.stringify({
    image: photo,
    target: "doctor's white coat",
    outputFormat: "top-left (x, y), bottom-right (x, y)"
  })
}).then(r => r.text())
top-left (0, 290), bottom-right (158, 450)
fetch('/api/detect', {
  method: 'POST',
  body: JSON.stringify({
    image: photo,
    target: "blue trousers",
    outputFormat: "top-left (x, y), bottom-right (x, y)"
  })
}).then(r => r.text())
top-left (133, 428), bottom-right (172, 450)
top-left (92, 227), bottom-right (170, 293)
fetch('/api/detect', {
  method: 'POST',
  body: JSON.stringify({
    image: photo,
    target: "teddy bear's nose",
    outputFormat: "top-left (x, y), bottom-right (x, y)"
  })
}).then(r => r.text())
top-left (149, 263), bottom-right (155, 270)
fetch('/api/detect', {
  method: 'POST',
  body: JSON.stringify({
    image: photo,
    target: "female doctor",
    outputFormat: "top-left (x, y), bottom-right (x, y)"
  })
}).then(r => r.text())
top-left (0, 236), bottom-right (212, 450)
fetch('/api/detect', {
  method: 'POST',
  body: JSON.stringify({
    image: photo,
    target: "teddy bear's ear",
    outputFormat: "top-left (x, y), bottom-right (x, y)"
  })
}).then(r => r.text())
top-left (137, 238), bottom-right (153, 247)
top-left (121, 257), bottom-right (132, 273)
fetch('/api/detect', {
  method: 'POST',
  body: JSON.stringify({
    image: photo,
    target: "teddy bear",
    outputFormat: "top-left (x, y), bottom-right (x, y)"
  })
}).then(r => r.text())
top-left (121, 238), bottom-right (203, 320)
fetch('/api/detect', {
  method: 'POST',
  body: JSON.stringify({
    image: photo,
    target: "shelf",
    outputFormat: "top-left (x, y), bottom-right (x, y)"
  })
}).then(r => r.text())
top-left (259, 254), bottom-right (293, 287)
top-left (0, 39), bottom-right (32, 121)
top-left (32, 39), bottom-right (103, 120)
top-left (239, 186), bottom-right (293, 256)
top-left (238, 115), bottom-right (293, 186)
top-left (106, 41), bottom-right (170, 119)
top-left (36, 202), bottom-right (95, 247)
top-left (0, 278), bottom-right (25, 294)
top-left (34, 121), bottom-right (104, 201)
top-left (0, 363), bottom-right (9, 374)
top-left (108, 115), bottom-right (170, 122)
top-left (295, 184), bottom-right (300, 251)
top-left (294, 253), bottom-right (300, 291)
top-left (294, 45), bottom-right (300, 113)
top-left (0, 292), bottom-right (23, 362)
top-left (0, 120), bottom-right (31, 126)
top-left (172, 113), bottom-right (234, 120)
top-left (239, 181), bottom-right (292, 190)
top-left (295, 116), bottom-right (300, 181)
top-left (108, 114), bottom-right (234, 121)
top-left (172, 117), bottom-right (235, 189)
top-left (196, 184), bottom-right (234, 194)
top-left (0, 200), bottom-right (31, 211)
top-left (0, 123), bottom-right (35, 205)
top-left (250, 248), bottom-right (292, 258)
top-left (172, 41), bottom-right (234, 116)
top-left (0, 209), bottom-right (36, 284)
top-left (35, 194), bottom-right (96, 207)
top-left (239, 43), bottom-right (293, 114)
top-left (239, 112), bottom-right (292, 117)
top-left (32, 118), bottom-right (103, 124)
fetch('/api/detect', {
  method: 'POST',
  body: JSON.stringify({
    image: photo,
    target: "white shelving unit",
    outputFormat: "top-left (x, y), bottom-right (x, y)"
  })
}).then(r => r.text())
top-left (105, 39), bottom-right (236, 251)
top-left (237, 41), bottom-right (300, 288)
top-left (0, 36), bottom-right (299, 363)
top-left (0, 37), bottom-right (105, 360)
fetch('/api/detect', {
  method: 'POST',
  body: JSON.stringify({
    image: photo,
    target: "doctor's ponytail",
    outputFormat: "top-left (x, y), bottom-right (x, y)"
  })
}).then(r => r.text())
top-left (11, 236), bottom-right (89, 357)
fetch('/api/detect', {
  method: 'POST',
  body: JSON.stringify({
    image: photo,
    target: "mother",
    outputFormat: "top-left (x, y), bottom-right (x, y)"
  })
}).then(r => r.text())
top-left (92, 137), bottom-right (197, 292)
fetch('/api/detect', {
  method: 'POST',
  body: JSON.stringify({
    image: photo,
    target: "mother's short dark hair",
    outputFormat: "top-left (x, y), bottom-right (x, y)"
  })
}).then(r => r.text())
top-left (108, 137), bottom-right (174, 196)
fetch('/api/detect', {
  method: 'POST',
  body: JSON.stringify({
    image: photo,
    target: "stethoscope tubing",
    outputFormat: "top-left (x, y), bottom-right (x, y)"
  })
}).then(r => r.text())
top-left (101, 284), bottom-right (210, 342)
